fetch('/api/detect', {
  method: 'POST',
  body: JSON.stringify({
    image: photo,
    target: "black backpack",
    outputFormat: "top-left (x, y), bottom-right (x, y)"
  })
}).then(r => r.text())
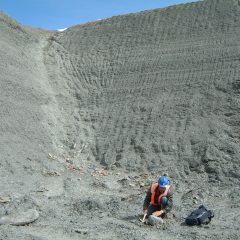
top-left (185, 205), bottom-right (214, 225)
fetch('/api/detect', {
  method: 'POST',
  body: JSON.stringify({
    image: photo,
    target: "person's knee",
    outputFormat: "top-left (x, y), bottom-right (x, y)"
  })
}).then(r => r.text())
top-left (161, 197), bottom-right (168, 206)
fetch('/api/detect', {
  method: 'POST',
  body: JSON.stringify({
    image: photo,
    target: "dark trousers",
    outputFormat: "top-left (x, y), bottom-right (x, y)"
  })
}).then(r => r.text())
top-left (147, 204), bottom-right (167, 218)
top-left (147, 205), bottom-right (161, 217)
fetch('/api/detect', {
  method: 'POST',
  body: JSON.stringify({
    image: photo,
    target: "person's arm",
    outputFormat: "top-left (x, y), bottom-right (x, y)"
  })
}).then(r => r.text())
top-left (143, 187), bottom-right (151, 211)
top-left (162, 191), bottom-right (173, 213)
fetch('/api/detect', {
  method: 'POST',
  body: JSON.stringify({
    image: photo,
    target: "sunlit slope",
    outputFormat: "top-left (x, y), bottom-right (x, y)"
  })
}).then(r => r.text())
top-left (1, 0), bottom-right (240, 185)
top-left (44, 0), bottom-right (240, 182)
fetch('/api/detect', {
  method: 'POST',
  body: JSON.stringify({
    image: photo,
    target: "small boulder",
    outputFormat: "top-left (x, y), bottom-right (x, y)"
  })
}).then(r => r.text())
top-left (147, 215), bottom-right (164, 226)
top-left (0, 209), bottom-right (39, 226)
top-left (0, 196), bottom-right (11, 203)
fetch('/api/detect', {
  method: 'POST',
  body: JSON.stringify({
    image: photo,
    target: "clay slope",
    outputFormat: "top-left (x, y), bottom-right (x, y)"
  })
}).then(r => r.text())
top-left (44, 0), bottom-right (240, 183)
top-left (0, 12), bottom-right (64, 193)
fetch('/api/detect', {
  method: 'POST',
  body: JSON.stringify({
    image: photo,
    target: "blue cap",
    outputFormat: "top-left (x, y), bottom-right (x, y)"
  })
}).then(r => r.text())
top-left (158, 176), bottom-right (170, 187)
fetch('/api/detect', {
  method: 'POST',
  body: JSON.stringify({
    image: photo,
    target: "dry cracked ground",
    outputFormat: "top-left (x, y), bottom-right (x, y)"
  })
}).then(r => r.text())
top-left (0, 0), bottom-right (240, 239)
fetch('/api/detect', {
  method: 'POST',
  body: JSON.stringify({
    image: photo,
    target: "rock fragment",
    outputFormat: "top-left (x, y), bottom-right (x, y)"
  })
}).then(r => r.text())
top-left (0, 209), bottom-right (39, 226)
top-left (75, 229), bottom-right (89, 235)
top-left (0, 196), bottom-right (11, 203)
top-left (147, 215), bottom-right (164, 226)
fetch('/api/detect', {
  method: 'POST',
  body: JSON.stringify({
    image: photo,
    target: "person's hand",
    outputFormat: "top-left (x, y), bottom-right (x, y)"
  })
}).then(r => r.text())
top-left (153, 210), bottom-right (164, 217)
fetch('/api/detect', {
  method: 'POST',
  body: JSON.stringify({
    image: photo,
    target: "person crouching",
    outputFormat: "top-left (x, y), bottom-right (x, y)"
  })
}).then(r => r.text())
top-left (143, 176), bottom-right (173, 225)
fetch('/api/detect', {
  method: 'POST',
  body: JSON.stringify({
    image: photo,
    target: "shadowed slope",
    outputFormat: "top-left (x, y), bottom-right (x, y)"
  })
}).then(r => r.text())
top-left (0, 12), bottom-right (64, 193)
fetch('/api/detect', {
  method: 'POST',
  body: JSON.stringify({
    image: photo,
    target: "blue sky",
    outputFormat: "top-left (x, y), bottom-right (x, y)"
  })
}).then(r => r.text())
top-left (0, 0), bottom-right (199, 30)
